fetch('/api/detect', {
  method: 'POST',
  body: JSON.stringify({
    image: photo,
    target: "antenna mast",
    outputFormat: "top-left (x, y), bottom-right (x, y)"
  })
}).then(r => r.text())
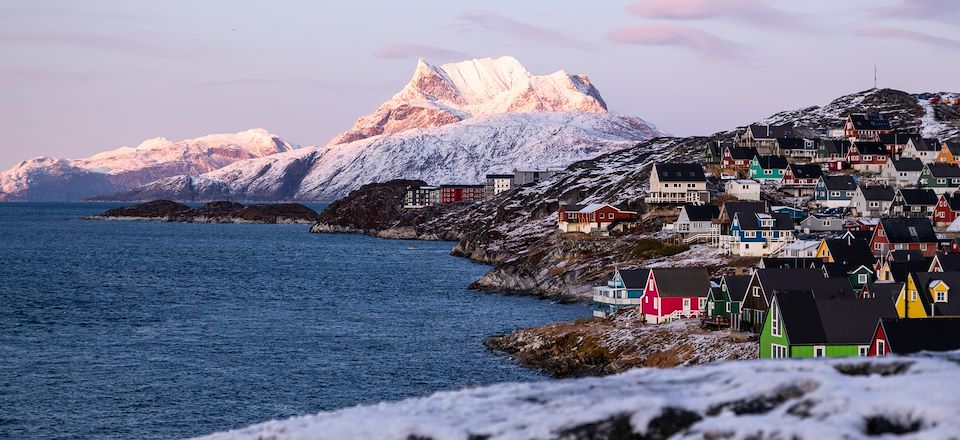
top-left (874, 65), bottom-right (877, 89)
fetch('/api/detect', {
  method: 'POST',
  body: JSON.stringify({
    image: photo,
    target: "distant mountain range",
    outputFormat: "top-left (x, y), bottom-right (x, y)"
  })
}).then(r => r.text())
top-left (0, 56), bottom-right (661, 202)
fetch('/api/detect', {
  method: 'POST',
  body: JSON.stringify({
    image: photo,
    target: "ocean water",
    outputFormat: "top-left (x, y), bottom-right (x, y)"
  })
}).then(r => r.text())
top-left (0, 203), bottom-right (588, 439)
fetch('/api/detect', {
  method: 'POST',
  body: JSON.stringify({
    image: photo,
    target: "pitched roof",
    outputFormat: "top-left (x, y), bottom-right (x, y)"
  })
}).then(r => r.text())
top-left (880, 217), bottom-right (937, 243)
top-left (908, 137), bottom-right (942, 152)
top-left (683, 204), bottom-right (720, 222)
top-left (777, 291), bottom-right (896, 345)
top-left (649, 268), bottom-right (711, 298)
top-left (933, 253), bottom-right (960, 272)
top-left (896, 188), bottom-right (938, 206)
top-left (880, 317), bottom-right (960, 354)
top-left (654, 163), bottom-right (706, 182)
top-left (945, 141), bottom-right (960, 155)
top-left (942, 193), bottom-right (960, 211)
top-left (756, 268), bottom-right (854, 302)
top-left (821, 174), bottom-right (857, 191)
top-left (821, 140), bottom-right (851, 155)
top-left (563, 203), bottom-right (636, 215)
top-left (849, 113), bottom-right (892, 131)
top-left (851, 141), bottom-right (888, 156)
top-left (888, 157), bottom-right (924, 172)
top-left (754, 155), bottom-right (789, 169)
top-left (858, 185), bottom-right (896, 201)
top-left (617, 268), bottom-right (649, 289)
top-left (775, 137), bottom-right (807, 150)
top-left (726, 146), bottom-right (760, 160)
top-left (865, 282), bottom-right (904, 301)
top-left (879, 132), bottom-right (921, 146)
top-left (925, 163), bottom-right (960, 178)
top-left (761, 257), bottom-right (823, 270)
top-left (735, 211), bottom-right (795, 231)
top-left (887, 249), bottom-right (927, 263)
top-left (885, 260), bottom-right (932, 283)
top-left (787, 163), bottom-right (822, 179)
top-left (824, 237), bottom-right (877, 266)
top-left (720, 201), bottom-right (767, 220)
top-left (723, 275), bottom-right (752, 302)
top-left (747, 124), bottom-right (796, 139)
top-left (912, 272), bottom-right (960, 316)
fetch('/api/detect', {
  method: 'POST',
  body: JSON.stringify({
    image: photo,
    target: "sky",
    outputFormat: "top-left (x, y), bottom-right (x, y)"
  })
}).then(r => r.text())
top-left (1, 0), bottom-right (959, 169)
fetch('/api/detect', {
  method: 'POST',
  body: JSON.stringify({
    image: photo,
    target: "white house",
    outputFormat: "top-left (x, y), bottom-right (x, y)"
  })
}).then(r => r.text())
top-left (484, 174), bottom-right (514, 199)
top-left (777, 239), bottom-right (821, 258)
top-left (881, 157), bottom-right (924, 188)
top-left (725, 179), bottom-right (761, 201)
top-left (901, 138), bottom-right (942, 164)
top-left (664, 205), bottom-right (721, 244)
top-left (849, 185), bottom-right (896, 218)
top-left (647, 163), bottom-right (710, 205)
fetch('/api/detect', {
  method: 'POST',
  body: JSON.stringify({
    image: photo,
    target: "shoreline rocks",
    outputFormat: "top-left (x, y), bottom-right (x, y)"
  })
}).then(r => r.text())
top-left (90, 200), bottom-right (322, 224)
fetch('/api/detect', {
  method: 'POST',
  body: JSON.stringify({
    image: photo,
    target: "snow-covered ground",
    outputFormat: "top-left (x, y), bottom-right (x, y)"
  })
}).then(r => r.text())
top-left (196, 353), bottom-right (960, 440)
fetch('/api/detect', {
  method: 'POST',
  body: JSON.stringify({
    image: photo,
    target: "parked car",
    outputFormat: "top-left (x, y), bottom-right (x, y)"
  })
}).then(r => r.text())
top-left (721, 173), bottom-right (737, 180)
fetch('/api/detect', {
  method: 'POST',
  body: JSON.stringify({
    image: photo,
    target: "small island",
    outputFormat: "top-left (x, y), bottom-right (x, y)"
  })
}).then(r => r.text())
top-left (89, 200), bottom-right (322, 224)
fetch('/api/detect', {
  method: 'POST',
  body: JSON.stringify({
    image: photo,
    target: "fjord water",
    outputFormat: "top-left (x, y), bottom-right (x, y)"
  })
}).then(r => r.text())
top-left (0, 203), bottom-right (588, 439)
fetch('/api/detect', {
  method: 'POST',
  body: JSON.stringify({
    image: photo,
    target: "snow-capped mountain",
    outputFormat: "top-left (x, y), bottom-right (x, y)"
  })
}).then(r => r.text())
top-left (99, 57), bottom-right (663, 202)
top-left (0, 129), bottom-right (295, 201)
top-left (329, 56), bottom-right (611, 144)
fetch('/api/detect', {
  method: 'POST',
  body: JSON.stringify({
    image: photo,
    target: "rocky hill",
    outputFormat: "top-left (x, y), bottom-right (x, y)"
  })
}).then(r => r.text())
top-left (0, 129), bottom-right (295, 202)
top-left (196, 353), bottom-right (960, 440)
top-left (98, 57), bottom-right (663, 202)
top-left (91, 200), bottom-right (321, 224)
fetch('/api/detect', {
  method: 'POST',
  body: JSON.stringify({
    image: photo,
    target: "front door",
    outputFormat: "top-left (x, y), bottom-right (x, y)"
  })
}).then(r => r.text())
top-left (683, 298), bottom-right (691, 312)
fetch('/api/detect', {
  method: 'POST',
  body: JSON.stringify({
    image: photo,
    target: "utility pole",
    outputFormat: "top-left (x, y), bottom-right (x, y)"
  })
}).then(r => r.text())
top-left (874, 65), bottom-right (878, 90)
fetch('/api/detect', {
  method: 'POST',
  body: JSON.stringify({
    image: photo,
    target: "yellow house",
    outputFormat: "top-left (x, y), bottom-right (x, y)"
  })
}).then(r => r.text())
top-left (897, 272), bottom-right (960, 318)
top-left (897, 273), bottom-right (930, 318)
top-left (815, 239), bottom-right (832, 261)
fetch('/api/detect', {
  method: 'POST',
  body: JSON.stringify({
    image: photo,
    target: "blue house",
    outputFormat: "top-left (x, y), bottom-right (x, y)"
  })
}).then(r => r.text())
top-left (814, 175), bottom-right (857, 209)
top-left (727, 211), bottom-right (795, 257)
top-left (592, 268), bottom-right (648, 318)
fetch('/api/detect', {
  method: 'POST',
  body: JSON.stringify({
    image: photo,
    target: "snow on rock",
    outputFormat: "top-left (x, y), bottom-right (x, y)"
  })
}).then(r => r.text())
top-left (196, 354), bottom-right (960, 440)
top-left (0, 129), bottom-right (296, 202)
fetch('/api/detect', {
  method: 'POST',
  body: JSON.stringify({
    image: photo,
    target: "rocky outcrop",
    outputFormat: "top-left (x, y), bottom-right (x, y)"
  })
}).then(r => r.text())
top-left (93, 200), bottom-right (321, 224)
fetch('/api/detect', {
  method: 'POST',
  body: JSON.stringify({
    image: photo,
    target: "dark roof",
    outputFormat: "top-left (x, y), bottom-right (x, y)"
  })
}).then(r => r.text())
top-left (654, 163), bottom-right (706, 182)
top-left (887, 249), bottom-right (927, 263)
top-left (788, 163), bottom-right (822, 179)
top-left (934, 253), bottom-right (960, 272)
top-left (880, 317), bottom-right (960, 354)
top-left (852, 141), bottom-right (888, 156)
top-left (845, 230), bottom-right (875, 242)
top-left (649, 268), bottom-right (711, 298)
top-left (776, 291), bottom-right (827, 343)
top-left (943, 193), bottom-right (960, 211)
top-left (945, 141), bottom-right (960, 155)
top-left (756, 268), bottom-right (854, 302)
top-left (822, 263), bottom-right (854, 279)
top-left (727, 146), bottom-right (760, 160)
top-left (562, 204), bottom-right (586, 212)
top-left (885, 260), bottom-right (932, 283)
top-left (889, 158), bottom-right (924, 172)
top-left (440, 184), bottom-right (485, 188)
top-left (720, 201), bottom-right (767, 220)
top-left (617, 268), bottom-right (648, 289)
top-left (858, 185), bottom-right (896, 201)
top-left (485, 174), bottom-right (515, 179)
top-left (723, 275), bottom-right (752, 302)
top-left (747, 124), bottom-right (796, 139)
top-left (761, 257), bottom-right (824, 270)
top-left (821, 174), bottom-right (857, 191)
top-left (683, 204), bottom-right (720, 222)
top-left (824, 237), bottom-right (876, 266)
top-left (777, 291), bottom-right (896, 345)
top-left (912, 272), bottom-right (960, 316)
top-left (925, 163), bottom-right (960, 178)
top-left (880, 217), bottom-right (938, 244)
top-left (821, 140), bottom-right (851, 155)
top-left (896, 188), bottom-right (938, 206)
top-left (775, 137), bottom-right (807, 150)
top-left (735, 211), bottom-right (795, 231)
top-left (908, 137), bottom-right (942, 152)
top-left (879, 132), bottom-right (921, 146)
top-left (865, 282), bottom-right (904, 301)
top-left (849, 113), bottom-right (892, 131)
top-left (754, 155), bottom-right (789, 169)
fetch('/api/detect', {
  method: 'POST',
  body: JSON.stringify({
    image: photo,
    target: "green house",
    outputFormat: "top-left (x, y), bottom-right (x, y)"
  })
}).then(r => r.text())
top-left (706, 275), bottom-right (750, 327)
top-left (748, 155), bottom-right (788, 184)
top-left (760, 290), bottom-right (897, 359)
top-left (917, 163), bottom-right (960, 193)
top-left (823, 264), bottom-right (876, 291)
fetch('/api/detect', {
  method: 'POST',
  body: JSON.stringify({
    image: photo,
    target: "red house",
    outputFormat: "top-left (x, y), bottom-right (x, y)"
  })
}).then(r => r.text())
top-left (640, 268), bottom-right (711, 324)
top-left (845, 113), bottom-right (893, 142)
top-left (846, 141), bottom-right (889, 173)
top-left (439, 184), bottom-right (485, 204)
top-left (721, 146), bottom-right (759, 177)
top-left (933, 193), bottom-right (960, 226)
top-left (869, 218), bottom-right (939, 257)
top-left (558, 203), bottom-right (638, 234)
top-left (869, 317), bottom-right (960, 356)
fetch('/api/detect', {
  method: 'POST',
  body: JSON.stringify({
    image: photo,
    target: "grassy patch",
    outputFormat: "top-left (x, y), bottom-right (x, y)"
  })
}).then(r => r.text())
top-left (631, 239), bottom-right (690, 260)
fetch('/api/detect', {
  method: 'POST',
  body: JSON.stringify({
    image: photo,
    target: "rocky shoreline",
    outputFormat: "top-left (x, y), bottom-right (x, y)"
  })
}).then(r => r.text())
top-left (89, 200), bottom-right (322, 224)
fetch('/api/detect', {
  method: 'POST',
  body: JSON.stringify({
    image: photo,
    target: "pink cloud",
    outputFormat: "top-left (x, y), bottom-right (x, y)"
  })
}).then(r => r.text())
top-left (606, 24), bottom-right (746, 63)
top-left (453, 11), bottom-right (591, 50)
top-left (856, 27), bottom-right (960, 50)
top-left (871, 0), bottom-right (960, 21)
top-left (374, 44), bottom-right (468, 62)
top-left (627, 0), bottom-right (806, 28)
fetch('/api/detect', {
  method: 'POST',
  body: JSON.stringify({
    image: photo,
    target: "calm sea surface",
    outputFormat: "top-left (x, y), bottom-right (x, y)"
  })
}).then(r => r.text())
top-left (0, 203), bottom-right (588, 439)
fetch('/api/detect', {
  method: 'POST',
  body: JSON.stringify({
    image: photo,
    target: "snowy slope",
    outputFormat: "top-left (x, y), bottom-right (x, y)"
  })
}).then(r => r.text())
top-left (0, 129), bottom-right (295, 201)
top-left (99, 112), bottom-right (661, 202)
top-left (197, 354), bottom-right (960, 440)
top-left (329, 56), bottom-right (611, 144)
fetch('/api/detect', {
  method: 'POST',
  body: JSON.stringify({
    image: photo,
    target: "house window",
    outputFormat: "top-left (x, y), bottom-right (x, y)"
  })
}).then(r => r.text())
top-left (876, 339), bottom-right (886, 356)
top-left (753, 287), bottom-right (761, 297)
top-left (869, 201), bottom-right (880, 208)
top-left (771, 344), bottom-right (787, 359)
top-left (831, 191), bottom-right (841, 197)
top-left (937, 291), bottom-right (947, 302)
top-left (875, 243), bottom-right (883, 250)
top-left (858, 274), bottom-right (868, 284)
top-left (745, 231), bottom-right (756, 238)
top-left (698, 298), bottom-right (706, 309)
top-left (912, 206), bottom-right (921, 212)
top-left (814, 346), bottom-right (826, 358)
top-left (726, 302), bottom-right (731, 313)
top-left (859, 346), bottom-right (869, 357)
top-left (938, 178), bottom-right (947, 185)
top-left (683, 298), bottom-right (691, 309)
top-left (771, 306), bottom-right (781, 337)
top-left (910, 291), bottom-right (918, 302)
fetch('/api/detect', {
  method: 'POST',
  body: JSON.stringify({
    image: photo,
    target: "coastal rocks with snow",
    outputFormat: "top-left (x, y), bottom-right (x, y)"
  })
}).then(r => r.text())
top-left (0, 129), bottom-right (295, 202)
top-left (93, 200), bottom-right (321, 224)
top-left (197, 354), bottom-right (960, 440)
